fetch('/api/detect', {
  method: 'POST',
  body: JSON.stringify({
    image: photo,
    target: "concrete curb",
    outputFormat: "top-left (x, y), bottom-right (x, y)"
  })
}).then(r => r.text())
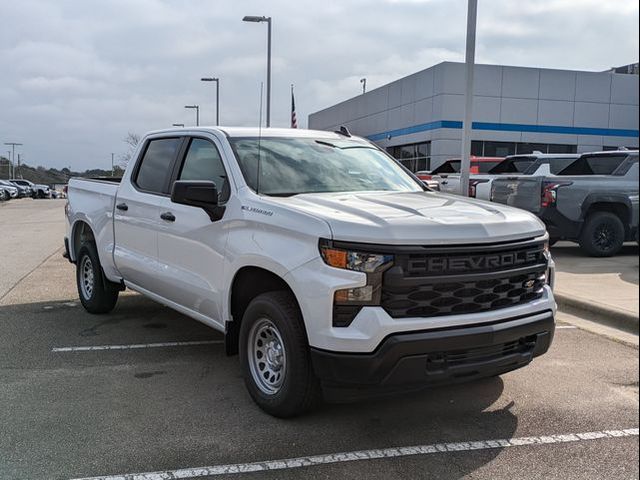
top-left (555, 292), bottom-right (639, 335)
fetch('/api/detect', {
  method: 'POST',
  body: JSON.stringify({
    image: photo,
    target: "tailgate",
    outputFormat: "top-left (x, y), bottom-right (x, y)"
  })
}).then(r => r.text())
top-left (491, 176), bottom-right (543, 213)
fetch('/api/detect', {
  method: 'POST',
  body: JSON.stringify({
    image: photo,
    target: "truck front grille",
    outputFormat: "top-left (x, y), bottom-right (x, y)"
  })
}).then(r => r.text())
top-left (381, 239), bottom-right (548, 319)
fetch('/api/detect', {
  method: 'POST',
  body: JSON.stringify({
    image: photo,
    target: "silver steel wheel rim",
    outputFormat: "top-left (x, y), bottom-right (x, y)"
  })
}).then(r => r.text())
top-left (80, 256), bottom-right (95, 299)
top-left (247, 318), bottom-right (287, 395)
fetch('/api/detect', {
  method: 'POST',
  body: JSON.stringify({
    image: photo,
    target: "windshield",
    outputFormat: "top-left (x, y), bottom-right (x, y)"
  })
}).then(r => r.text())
top-left (229, 137), bottom-right (423, 196)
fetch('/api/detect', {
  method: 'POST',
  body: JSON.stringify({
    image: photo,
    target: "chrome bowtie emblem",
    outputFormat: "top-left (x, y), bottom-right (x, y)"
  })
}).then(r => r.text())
top-left (524, 280), bottom-right (536, 288)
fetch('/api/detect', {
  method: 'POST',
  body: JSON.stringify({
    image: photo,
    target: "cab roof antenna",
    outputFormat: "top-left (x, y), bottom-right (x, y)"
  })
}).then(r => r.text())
top-left (335, 125), bottom-right (352, 137)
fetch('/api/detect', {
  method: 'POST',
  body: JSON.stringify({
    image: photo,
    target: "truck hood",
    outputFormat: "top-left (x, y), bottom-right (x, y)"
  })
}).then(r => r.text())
top-left (269, 191), bottom-right (546, 244)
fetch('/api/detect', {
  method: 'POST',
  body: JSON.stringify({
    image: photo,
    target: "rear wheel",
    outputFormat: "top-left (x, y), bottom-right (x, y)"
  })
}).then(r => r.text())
top-left (76, 242), bottom-right (119, 313)
top-left (239, 291), bottom-right (320, 417)
top-left (579, 212), bottom-right (625, 257)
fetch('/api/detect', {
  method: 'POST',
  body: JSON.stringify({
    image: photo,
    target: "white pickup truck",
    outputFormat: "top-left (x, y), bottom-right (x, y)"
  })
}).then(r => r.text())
top-left (65, 127), bottom-right (556, 417)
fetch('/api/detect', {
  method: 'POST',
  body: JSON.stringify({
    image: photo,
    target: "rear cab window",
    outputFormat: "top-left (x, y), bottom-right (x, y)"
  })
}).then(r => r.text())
top-left (134, 137), bottom-right (183, 194)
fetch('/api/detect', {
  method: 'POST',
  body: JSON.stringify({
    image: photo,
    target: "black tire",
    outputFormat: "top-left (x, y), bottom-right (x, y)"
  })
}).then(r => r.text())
top-left (579, 211), bottom-right (625, 257)
top-left (76, 242), bottom-right (119, 314)
top-left (239, 291), bottom-right (320, 418)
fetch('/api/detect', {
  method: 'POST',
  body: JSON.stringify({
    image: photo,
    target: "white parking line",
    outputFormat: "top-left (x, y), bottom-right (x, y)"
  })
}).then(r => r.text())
top-left (69, 427), bottom-right (638, 480)
top-left (52, 340), bottom-right (223, 352)
top-left (556, 325), bottom-right (577, 329)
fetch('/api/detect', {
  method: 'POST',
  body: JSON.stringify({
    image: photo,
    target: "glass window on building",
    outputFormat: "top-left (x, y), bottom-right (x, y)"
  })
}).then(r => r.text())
top-left (472, 140), bottom-right (576, 156)
top-left (516, 143), bottom-right (547, 154)
top-left (547, 143), bottom-right (577, 154)
top-left (387, 141), bottom-right (431, 172)
top-left (603, 146), bottom-right (639, 151)
top-left (483, 141), bottom-right (516, 157)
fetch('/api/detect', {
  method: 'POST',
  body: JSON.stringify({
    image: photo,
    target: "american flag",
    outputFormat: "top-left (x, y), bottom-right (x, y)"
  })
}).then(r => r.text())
top-left (290, 85), bottom-right (297, 129)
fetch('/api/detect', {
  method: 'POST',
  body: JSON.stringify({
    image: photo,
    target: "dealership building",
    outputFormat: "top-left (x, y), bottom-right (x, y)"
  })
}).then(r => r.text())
top-left (308, 62), bottom-right (639, 171)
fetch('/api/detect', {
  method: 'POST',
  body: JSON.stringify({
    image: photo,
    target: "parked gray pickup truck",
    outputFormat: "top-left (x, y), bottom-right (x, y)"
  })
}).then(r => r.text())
top-left (491, 150), bottom-right (639, 257)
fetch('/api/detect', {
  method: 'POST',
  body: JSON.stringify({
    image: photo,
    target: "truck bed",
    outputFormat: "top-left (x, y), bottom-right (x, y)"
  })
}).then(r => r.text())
top-left (66, 177), bottom-right (120, 278)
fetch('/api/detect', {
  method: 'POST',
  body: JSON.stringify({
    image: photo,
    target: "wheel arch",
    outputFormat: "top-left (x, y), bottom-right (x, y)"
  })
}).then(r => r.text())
top-left (581, 195), bottom-right (631, 236)
top-left (226, 265), bottom-right (304, 356)
top-left (70, 218), bottom-right (96, 261)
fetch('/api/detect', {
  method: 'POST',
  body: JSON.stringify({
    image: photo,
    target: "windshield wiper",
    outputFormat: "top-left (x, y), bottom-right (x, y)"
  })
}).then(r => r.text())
top-left (315, 140), bottom-right (338, 148)
top-left (264, 192), bottom-right (300, 197)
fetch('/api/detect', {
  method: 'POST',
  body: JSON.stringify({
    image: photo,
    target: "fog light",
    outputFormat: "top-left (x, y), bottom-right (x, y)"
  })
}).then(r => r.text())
top-left (335, 285), bottom-right (373, 303)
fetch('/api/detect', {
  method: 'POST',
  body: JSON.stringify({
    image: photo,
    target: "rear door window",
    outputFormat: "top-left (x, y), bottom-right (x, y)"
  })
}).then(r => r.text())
top-left (476, 160), bottom-right (502, 173)
top-left (559, 154), bottom-right (628, 175)
top-left (548, 157), bottom-right (579, 174)
top-left (135, 138), bottom-right (182, 194)
top-left (488, 157), bottom-right (534, 174)
top-left (431, 160), bottom-right (460, 174)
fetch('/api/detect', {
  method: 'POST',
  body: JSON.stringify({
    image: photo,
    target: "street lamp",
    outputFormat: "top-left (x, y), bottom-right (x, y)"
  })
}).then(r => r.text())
top-left (243, 15), bottom-right (272, 127)
top-left (184, 105), bottom-right (200, 126)
top-left (360, 78), bottom-right (367, 94)
top-left (4, 142), bottom-right (22, 178)
top-left (111, 153), bottom-right (115, 176)
top-left (201, 77), bottom-right (220, 126)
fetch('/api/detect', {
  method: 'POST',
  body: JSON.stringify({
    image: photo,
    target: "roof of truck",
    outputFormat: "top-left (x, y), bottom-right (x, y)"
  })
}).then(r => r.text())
top-left (147, 126), bottom-right (370, 142)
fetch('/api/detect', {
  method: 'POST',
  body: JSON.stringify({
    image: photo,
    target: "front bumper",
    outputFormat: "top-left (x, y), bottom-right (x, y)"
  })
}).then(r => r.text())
top-left (312, 312), bottom-right (554, 401)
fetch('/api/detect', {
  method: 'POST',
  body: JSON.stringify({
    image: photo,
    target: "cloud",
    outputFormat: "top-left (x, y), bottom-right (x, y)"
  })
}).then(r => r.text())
top-left (0, 0), bottom-right (637, 170)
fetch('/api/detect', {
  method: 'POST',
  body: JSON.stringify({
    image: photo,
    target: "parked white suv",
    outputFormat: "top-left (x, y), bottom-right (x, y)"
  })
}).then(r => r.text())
top-left (65, 127), bottom-right (556, 417)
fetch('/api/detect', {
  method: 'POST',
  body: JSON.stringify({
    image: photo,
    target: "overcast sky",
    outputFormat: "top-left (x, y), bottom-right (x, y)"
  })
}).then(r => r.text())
top-left (0, 0), bottom-right (638, 171)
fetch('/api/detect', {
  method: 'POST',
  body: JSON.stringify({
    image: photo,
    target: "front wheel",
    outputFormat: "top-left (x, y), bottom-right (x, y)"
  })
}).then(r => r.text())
top-left (579, 212), bottom-right (625, 257)
top-left (76, 243), bottom-right (119, 313)
top-left (239, 291), bottom-right (320, 417)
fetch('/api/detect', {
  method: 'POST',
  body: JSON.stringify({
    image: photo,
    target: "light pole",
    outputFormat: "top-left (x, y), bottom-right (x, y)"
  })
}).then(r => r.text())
top-left (243, 15), bottom-right (272, 127)
top-left (5, 150), bottom-right (10, 179)
top-left (184, 105), bottom-right (200, 126)
top-left (4, 142), bottom-right (22, 179)
top-left (360, 78), bottom-right (367, 94)
top-left (459, 0), bottom-right (477, 197)
top-left (111, 153), bottom-right (115, 176)
top-left (201, 77), bottom-right (220, 126)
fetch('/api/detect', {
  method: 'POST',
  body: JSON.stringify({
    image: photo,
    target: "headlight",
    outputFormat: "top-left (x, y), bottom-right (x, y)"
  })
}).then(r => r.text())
top-left (319, 239), bottom-right (394, 327)
top-left (319, 240), bottom-right (393, 273)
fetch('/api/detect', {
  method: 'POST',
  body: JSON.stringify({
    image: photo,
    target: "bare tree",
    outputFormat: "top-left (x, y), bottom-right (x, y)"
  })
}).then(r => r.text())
top-left (119, 132), bottom-right (141, 167)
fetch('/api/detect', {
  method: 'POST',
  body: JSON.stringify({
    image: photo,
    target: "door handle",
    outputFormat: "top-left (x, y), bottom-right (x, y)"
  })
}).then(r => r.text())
top-left (116, 202), bottom-right (128, 211)
top-left (160, 212), bottom-right (176, 222)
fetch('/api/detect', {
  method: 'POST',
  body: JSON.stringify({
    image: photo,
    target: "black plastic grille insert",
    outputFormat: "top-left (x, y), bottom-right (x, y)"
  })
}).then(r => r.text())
top-left (382, 240), bottom-right (547, 318)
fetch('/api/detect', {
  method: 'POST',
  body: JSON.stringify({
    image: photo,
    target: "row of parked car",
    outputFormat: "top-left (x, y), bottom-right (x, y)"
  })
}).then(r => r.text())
top-left (416, 149), bottom-right (639, 257)
top-left (0, 179), bottom-right (64, 201)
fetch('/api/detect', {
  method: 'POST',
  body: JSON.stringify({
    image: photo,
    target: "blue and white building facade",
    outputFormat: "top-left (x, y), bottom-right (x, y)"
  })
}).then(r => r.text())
top-left (308, 62), bottom-right (639, 171)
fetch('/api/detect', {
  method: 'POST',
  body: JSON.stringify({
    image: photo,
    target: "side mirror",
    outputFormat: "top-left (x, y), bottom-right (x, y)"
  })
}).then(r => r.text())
top-left (171, 180), bottom-right (225, 221)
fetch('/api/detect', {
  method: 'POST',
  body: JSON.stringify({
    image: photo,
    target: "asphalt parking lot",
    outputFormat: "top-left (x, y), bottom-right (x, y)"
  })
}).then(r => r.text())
top-left (1, 199), bottom-right (638, 480)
